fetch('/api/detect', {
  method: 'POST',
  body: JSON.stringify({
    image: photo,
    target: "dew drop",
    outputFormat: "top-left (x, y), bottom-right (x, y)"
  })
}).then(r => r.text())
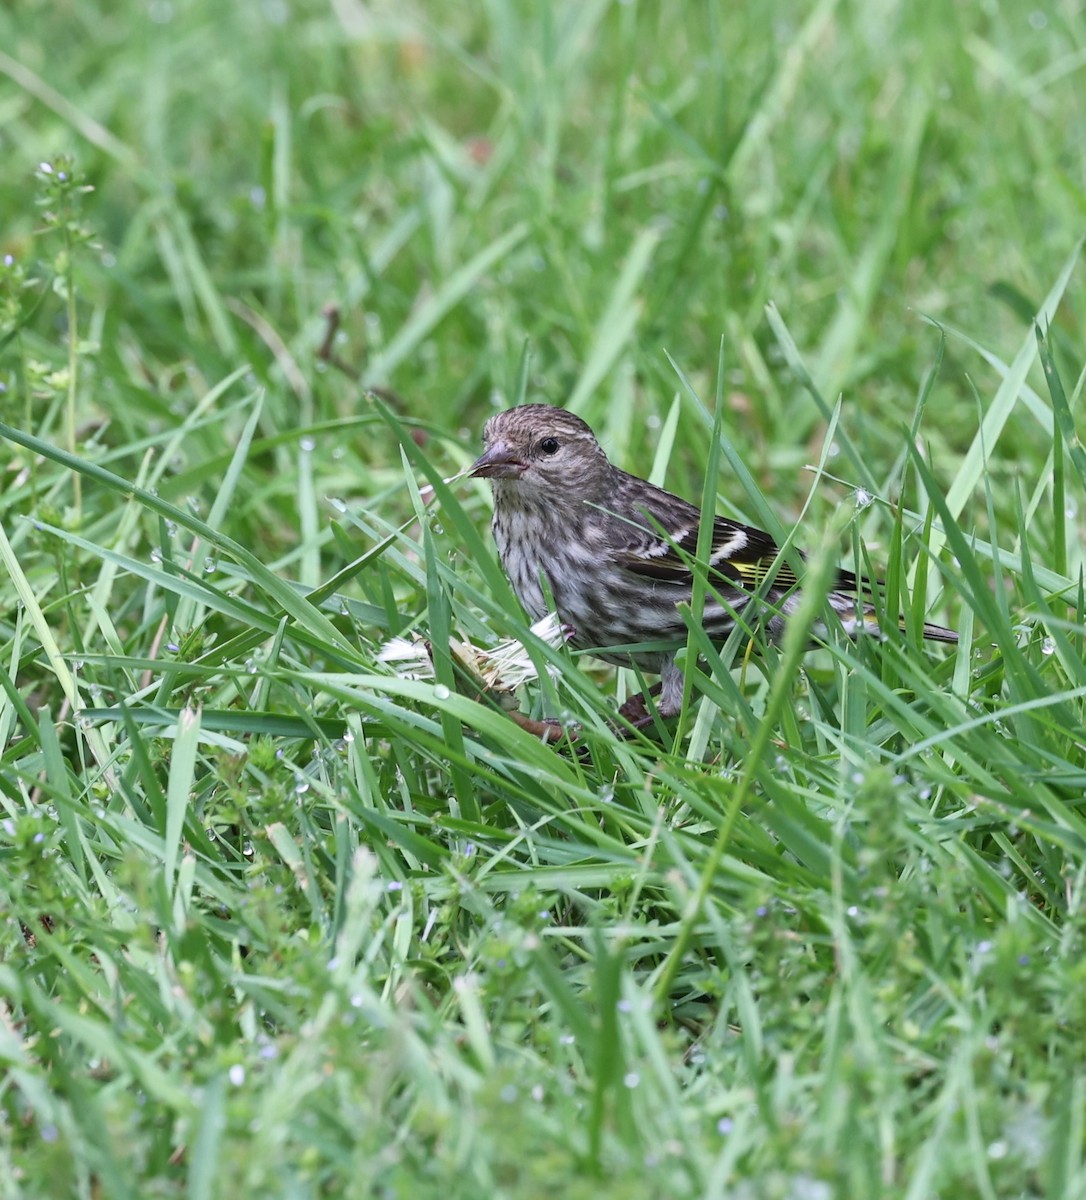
top-left (434, 684), bottom-right (451, 700)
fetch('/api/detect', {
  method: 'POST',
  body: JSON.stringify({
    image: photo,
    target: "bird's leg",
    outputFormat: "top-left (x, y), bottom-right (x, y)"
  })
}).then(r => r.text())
top-left (657, 658), bottom-right (685, 717)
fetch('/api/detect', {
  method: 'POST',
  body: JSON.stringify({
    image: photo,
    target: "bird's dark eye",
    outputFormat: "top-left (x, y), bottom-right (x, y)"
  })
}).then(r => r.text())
top-left (539, 437), bottom-right (560, 455)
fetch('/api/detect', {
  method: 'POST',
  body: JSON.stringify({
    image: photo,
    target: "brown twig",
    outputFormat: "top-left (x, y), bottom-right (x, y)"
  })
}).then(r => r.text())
top-left (316, 304), bottom-right (361, 381)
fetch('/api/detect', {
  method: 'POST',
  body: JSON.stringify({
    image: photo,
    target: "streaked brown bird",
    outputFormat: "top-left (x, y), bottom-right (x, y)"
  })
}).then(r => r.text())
top-left (470, 404), bottom-right (957, 721)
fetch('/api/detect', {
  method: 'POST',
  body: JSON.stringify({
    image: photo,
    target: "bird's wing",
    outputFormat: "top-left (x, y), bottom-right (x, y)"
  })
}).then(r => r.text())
top-left (605, 492), bottom-right (958, 641)
top-left (616, 511), bottom-right (804, 594)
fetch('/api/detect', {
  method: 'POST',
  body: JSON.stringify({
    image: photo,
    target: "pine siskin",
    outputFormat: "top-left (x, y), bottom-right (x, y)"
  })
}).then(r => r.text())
top-left (470, 404), bottom-right (957, 721)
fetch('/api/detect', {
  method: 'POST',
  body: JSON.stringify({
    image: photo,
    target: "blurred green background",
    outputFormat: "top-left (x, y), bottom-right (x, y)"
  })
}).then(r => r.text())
top-left (4, 0), bottom-right (1082, 477)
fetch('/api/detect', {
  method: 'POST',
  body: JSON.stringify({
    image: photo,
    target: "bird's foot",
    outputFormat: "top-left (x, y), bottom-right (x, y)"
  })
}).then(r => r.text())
top-left (615, 684), bottom-right (675, 735)
top-left (616, 691), bottom-right (653, 729)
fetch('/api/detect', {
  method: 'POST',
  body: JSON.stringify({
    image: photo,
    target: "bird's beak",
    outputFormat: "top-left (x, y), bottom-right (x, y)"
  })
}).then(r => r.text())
top-left (469, 441), bottom-right (528, 480)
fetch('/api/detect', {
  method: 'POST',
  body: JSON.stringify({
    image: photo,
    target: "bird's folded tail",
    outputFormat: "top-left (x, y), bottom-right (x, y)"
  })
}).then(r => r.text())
top-left (835, 567), bottom-right (958, 645)
top-left (848, 609), bottom-right (958, 644)
top-left (917, 619), bottom-right (958, 644)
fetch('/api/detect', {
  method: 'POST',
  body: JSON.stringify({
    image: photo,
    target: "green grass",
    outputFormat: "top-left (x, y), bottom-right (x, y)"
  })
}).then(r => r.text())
top-left (2, 2), bottom-right (1086, 1196)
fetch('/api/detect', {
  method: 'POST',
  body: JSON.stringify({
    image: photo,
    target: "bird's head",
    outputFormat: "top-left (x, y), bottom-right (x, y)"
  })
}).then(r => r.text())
top-left (470, 404), bottom-right (609, 501)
